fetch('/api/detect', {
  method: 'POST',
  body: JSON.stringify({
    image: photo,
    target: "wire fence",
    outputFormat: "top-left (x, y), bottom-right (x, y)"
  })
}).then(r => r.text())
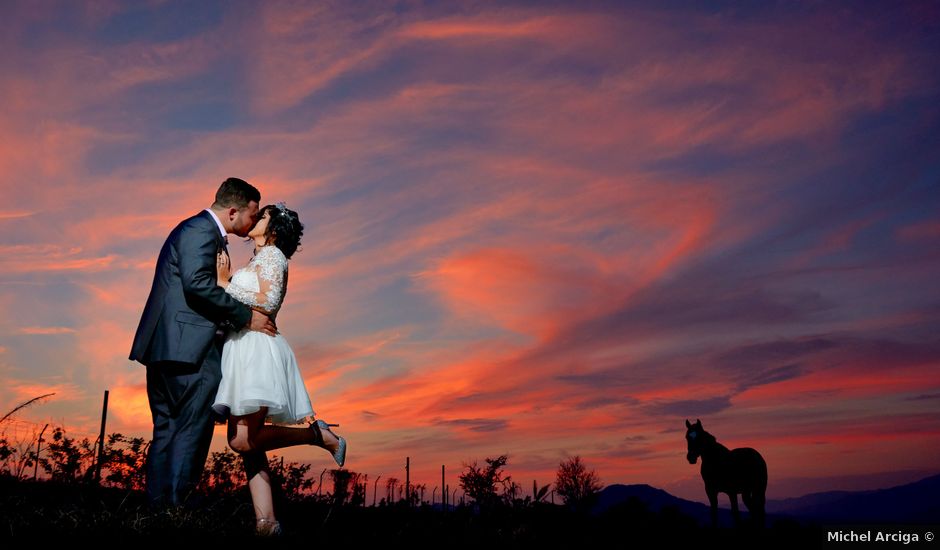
top-left (1, 417), bottom-right (100, 442)
top-left (1, 399), bottom-right (556, 506)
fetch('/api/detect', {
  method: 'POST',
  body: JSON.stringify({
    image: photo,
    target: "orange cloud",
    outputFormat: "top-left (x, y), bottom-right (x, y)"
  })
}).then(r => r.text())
top-left (107, 383), bottom-right (153, 431)
top-left (414, 246), bottom-right (613, 339)
top-left (16, 327), bottom-right (77, 335)
top-left (0, 211), bottom-right (35, 220)
top-left (7, 380), bottom-right (85, 402)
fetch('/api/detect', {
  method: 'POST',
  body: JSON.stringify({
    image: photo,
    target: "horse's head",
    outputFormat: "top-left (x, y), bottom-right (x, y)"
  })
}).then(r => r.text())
top-left (685, 418), bottom-right (712, 464)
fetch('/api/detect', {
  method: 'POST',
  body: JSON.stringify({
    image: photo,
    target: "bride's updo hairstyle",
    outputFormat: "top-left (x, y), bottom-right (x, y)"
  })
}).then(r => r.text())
top-left (259, 202), bottom-right (304, 259)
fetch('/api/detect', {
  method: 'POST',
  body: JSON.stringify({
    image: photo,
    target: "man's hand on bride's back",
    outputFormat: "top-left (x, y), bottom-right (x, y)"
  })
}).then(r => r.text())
top-left (249, 310), bottom-right (278, 337)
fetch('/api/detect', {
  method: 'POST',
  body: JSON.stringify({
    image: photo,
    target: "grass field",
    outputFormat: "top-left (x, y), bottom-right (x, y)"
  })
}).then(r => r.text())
top-left (0, 475), bottom-right (826, 547)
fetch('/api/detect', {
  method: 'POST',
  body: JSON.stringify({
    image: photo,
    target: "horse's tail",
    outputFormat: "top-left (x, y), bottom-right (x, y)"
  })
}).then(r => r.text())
top-left (745, 489), bottom-right (766, 528)
top-left (751, 451), bottom-right (768, 527)
top-left (756, 451), bottom-right (768, 492)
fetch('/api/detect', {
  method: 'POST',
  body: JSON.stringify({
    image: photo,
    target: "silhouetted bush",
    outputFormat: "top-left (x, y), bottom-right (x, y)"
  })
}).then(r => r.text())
top-left (555, 455), bottom-right (602, 512)
top-left (459, 454), bottom-right (514, 509)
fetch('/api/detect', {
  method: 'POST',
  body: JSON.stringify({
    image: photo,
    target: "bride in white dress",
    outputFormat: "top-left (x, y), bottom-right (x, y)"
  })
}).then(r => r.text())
top-left (212, 202), bottom-right (346, 536)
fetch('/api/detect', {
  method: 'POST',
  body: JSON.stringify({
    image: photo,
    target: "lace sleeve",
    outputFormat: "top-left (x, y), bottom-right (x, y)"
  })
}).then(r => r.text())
top-left (224, 246), bottom-right (287, 314)
top-left (224, 278), bottom-right (261, 309)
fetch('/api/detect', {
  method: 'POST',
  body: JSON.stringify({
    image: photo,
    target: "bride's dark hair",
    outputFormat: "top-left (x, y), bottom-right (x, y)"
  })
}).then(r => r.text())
top-left (258, 203), bottom-right (304, 259)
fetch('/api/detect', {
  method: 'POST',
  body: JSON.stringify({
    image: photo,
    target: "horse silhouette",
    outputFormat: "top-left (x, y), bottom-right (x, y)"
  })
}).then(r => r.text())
top-left (685, 419), bottom-right (767, 528)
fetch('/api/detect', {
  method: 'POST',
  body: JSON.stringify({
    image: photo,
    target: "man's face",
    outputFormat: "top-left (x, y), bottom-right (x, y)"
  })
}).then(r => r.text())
top-left (230, 201), bottom-right (260, 237)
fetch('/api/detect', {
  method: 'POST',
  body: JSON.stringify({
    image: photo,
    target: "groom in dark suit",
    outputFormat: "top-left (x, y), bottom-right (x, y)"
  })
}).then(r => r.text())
top-left (130, 177), bottom-right (277, 508)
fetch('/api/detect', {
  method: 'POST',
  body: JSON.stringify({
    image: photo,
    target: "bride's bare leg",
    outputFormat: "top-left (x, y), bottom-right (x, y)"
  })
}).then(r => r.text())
top-left (228, 410), bottom-right (277, 530)
top-left (244, 450), bottom-right (275, 523)
top-left (228, 408), bottom-right (340, 455)
top-left (253, 423), bottom-right (339, 453)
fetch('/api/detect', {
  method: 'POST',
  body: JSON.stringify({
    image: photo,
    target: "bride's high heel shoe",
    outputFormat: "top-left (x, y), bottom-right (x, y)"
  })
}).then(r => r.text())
top-left (255, 518), bottom-right (282, 537)
top-left (309, 419), bottom-right (346, 467)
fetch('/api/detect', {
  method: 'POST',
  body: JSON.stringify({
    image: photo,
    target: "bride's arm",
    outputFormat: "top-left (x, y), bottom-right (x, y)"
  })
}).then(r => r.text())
top-left (222, 248), bottom-right (286, 315)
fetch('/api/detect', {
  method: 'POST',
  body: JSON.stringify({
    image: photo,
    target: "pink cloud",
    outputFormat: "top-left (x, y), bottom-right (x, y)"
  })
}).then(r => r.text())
top-left (0, 245), bottom-right (120, 274)
top-left (896, 218), bottom-right (940, 242)
top-left (397, 14), bottom-right (589, 41)
top-left (736, 363), bottom-right (940, 404)
top-left (786, 211), bottom-right (889, 270)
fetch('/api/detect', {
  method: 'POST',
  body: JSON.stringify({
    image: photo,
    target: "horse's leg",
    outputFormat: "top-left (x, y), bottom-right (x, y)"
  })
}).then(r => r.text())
top-left (752, 490), bottom-right (766, 528)
top-left (742, 490), bottom-right (753, 525)
top-left (706, 487), bottom-right (719, 528)
top-left (729, 492), bottom-right (740, 527)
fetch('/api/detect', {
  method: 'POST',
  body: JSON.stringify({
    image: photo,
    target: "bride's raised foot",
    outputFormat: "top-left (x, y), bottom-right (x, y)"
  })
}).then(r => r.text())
top-left (315, 419), bottom-right (346, 468)
top-left (307, 420), bottom-right (325, 447)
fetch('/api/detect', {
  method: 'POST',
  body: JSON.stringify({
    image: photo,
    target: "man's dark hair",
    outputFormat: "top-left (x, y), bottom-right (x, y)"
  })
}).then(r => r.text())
top-left (213, 177), bottom-right (261, 209)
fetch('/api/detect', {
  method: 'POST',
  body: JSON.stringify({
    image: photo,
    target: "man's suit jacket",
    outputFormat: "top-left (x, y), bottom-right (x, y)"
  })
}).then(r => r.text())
top-left (129, 210), bottom-right (252, 367)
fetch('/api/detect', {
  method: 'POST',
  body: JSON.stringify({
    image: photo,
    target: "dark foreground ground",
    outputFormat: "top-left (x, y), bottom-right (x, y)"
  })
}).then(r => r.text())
top-left (1, 477), bottom-right (925, 549)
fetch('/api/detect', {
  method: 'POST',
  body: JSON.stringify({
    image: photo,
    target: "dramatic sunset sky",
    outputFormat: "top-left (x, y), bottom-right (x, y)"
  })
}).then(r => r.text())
top-left (1, 1), bottom-right (938, 503)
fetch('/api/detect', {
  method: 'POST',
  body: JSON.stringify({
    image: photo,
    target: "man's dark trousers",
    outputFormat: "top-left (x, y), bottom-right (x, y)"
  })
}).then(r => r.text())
top-left (144, 336), bottom-right (224, 508)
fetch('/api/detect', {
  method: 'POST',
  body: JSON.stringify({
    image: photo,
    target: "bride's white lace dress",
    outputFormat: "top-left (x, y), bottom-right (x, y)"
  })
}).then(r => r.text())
top-left (212, 245), bottom-right (314, 424)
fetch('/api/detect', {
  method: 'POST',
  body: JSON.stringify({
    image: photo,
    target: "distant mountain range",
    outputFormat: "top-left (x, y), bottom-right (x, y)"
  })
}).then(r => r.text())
top-left (592, 474), bottom-right (940, 526)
